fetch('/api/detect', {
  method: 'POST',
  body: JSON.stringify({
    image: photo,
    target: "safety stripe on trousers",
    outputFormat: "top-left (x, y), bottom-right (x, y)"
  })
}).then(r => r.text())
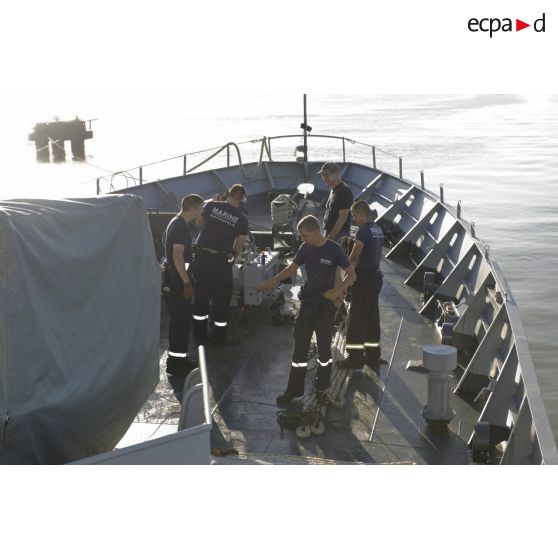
top-left (193, 315), bottom-right (209, 321)
top-left (346, 344), bottom-right (365, 350)
top-left (168, 351), bottom-right (188, 358)
top-left (214, 321), bottom-right (228, 327)
top-left (317, 358), bottom-right (333, 367)
top-left (292, 362), bottom-right (308, 368)
top-left (365, 342), bottom-right (380, 347)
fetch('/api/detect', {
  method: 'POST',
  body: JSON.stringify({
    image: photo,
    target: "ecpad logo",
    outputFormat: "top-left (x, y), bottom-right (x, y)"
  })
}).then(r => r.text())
top-left (468, 13), bottom-right (546, 37)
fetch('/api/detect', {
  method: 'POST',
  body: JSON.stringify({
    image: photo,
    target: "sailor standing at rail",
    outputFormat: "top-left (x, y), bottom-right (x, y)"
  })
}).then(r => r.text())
top-left (258, 215), bottom-right (356, 405)
top-left (192, 184), bottom-right (249, 346)
top-left (339, 200), bottom-right (384, 370)
top-left (320, 161), bottom-right (353, 241)
top-left (163, 194), bottom-right (205, 376)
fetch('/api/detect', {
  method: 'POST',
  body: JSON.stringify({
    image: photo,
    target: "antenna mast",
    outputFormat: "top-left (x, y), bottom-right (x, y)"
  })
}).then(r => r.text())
top-left (302, 94), bottom-right (311, 182)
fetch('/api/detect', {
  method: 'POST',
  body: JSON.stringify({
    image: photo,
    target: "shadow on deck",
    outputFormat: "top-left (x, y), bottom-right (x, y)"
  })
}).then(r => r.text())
top-left (134, 248), bottom-right (474, 465)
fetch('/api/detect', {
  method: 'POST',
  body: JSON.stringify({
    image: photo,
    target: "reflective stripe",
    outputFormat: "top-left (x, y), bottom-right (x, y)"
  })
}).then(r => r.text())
top-left (292, 362), bottom-right (308, 368)
top-left (168, 351), bottom-right (187, 358)
top-left (364, 342), bottom-right (380, 348)
top-left (214, 321), bottom-right (228, 327)
top-left (193, 315), bottom-right (209, 321)
top-left (317, 359), bottom-right (332, 367)
top-left (346, 344), bottom-right (365, 350)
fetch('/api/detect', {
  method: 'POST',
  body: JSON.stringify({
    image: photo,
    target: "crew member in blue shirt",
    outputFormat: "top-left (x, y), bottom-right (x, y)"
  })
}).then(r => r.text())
top-left (192, 184), bottom-right (249, 346)
top-left (259, 215), bottom-right (356, 405)
top-left (339, 200), bottom-right (384, 370)
top-left (163, 194), bottom-right (205, 376)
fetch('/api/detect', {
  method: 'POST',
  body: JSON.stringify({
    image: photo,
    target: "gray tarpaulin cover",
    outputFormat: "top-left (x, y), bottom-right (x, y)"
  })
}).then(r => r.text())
top-left (0, 195), bottom-right (160, 464)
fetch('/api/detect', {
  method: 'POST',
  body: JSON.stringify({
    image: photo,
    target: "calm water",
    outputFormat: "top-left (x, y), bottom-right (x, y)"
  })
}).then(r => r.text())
top-left (2, 94), bottom-right (557, 441)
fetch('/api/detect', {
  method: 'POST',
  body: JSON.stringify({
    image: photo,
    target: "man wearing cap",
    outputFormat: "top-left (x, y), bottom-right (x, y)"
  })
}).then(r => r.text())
top-left (192, 184), bottom-right (248, 346)
top-left (320, 161), bottom-right (353, 241)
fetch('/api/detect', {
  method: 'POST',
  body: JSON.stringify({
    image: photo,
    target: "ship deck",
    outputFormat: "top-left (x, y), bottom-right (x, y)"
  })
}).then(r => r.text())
top-left (125, 246), bottom-right (477, 465)
top-left (108, 154), bottom-right (558, 465)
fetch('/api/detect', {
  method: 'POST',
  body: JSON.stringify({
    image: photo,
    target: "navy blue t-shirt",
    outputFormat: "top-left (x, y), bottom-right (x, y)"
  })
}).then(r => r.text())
top-left (196, 201), bottom-right (249, 252)
top-left (294, 240), bottom-right (351, 300)
top-left (164, 215), bottom-right (193, 264)
top-left (355, 221), bottom-right (384, 269)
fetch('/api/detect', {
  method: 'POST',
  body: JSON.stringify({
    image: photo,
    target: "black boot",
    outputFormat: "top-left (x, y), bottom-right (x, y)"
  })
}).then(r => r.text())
top-left (211, 327), bottom-right (240, 346)
top-left (166, 355), bottom-right (198, 377)
top-left (315, 363), bottom-right (332, 392)
top-left (364, 351), bottom-right (387, 374)
top-left (277, 367), bottom-right (306, 407)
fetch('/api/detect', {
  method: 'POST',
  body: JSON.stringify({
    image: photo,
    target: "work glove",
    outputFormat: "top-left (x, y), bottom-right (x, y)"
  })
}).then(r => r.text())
top-left (257, 277), bottom-right (279, 292)
top-left (323, 286), bottom-right (344, 301)
top-left (182, 282), bottom-right (194, 300)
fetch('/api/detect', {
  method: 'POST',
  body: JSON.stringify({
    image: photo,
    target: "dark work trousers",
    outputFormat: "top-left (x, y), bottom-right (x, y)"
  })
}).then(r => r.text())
top-left (167, 272), bottom-right (192, 359)
top-left (287, 297), bottom-right (336, 394)
top-left (192, 251), bottom-right (233, 345)
top-left (346, 268), bottom-right (383, 365)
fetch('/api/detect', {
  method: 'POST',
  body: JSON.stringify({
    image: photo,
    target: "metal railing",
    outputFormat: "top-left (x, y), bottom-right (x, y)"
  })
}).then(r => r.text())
top-left (95, 135), bottom-right (410, 195)
top-left (93, 132), bottom-right (486, 259)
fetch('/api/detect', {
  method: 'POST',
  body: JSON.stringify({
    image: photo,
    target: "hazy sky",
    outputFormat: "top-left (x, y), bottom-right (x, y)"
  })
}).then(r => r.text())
top-left (3, 0), bottom-right (555, 132)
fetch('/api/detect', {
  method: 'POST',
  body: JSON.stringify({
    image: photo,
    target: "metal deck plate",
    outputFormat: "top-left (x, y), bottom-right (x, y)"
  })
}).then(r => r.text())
top-left (133, 246), bottom-right (475, 464)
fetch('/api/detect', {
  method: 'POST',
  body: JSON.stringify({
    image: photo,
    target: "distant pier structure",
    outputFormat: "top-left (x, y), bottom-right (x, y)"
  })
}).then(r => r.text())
top-left (28, 117), bottom-right (94, 162)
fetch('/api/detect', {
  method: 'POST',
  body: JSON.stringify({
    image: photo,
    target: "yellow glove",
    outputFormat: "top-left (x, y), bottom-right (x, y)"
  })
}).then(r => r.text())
top-left (182, 282), bottom-right (194, 300)
top-left (257, 277), bottom-right (279, 292)
top-left (323, 286), bottom-right (344, 301)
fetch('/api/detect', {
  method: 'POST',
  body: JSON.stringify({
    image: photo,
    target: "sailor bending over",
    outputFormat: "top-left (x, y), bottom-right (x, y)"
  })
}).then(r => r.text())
top-left (258, 215), bottom-right (356, 405)
top-left (192, 184), bottom-right (248, 346)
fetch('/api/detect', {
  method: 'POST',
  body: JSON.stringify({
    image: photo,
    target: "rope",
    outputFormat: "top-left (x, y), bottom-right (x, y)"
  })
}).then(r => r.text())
top-left (45, 136), bottom-right (132, 194)
top-left (276, 402), bottom-right (347, 439)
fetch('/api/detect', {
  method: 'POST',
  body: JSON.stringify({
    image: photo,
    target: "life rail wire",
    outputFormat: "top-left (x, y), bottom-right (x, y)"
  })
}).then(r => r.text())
top-left (95, 137), bottom-right (270, 191)
top-left (92, 134), bottom-right (407, 193)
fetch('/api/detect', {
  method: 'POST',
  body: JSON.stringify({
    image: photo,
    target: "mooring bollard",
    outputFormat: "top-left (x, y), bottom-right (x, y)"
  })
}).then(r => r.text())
top-left (422, 344), bottom-right (457, 428)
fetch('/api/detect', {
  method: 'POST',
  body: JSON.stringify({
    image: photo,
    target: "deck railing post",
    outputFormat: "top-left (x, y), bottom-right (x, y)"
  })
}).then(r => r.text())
top-left (420, 170), bottom-right (425, 190)
top-left (227, 145), bottom-right (230, 167)
top-left (439, 183), bottom-right (444, 203)
top-left (399, 157), bottom-right (403, 179)
top-left (372, 146), bottom-right (376, 169)
top-left (96, 178), bottom-right (100, 196)
top-left (267, 137), bottom-right (272, 160)
top-left (457, 200), bottom-right (462, 219)
top-left (342, 137), bottom-right (346, 163)
top-left (183, 155), bottom-right (187, 175)
top-left (139, 166), bottom-right (143, 186)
